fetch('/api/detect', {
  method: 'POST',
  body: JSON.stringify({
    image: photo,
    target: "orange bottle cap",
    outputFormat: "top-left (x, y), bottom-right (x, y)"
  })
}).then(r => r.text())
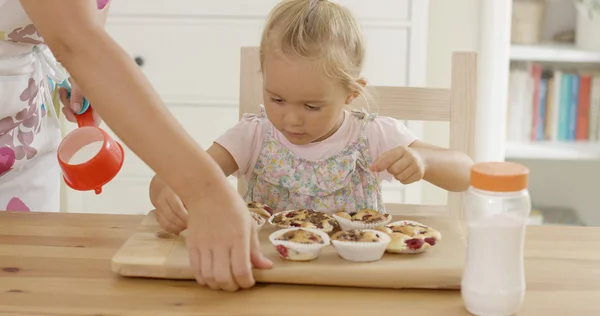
top-left (470, 162), bottom-right (529, 192)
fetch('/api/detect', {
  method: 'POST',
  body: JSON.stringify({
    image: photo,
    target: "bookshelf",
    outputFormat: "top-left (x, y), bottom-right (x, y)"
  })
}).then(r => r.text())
top-left (507, 43), bottom-right (600, 161)
top-left (505, 141), bottom-right (600, 160)
top-left (506, 0), bottom-right (599, 227)
top-left (511, 43), bottom-right (600, 63)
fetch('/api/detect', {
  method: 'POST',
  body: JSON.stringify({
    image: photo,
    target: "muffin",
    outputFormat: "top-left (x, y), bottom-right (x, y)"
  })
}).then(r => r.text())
top-left (249, 211), bottom-right (266, 231)
top-left (332, 209), bottom-right (391, 231)
top-left (330, 229), bottom-right (391, 262)
top-left (269, 228), bottom-right (330, 261)
top-left (269, 209), bottom-right (337, 233)
top-left (382, 220), bottom-right (442, 254)
top-left (276, 228), bottom-right (325, 243)
top-left (247, 201), bottom-right (274, 219)
top-left (373, 225), bottom-right (393, 234)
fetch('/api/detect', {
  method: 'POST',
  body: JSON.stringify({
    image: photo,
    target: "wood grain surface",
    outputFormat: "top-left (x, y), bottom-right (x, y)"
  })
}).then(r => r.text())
top-left (112, 211), bottom-right (467, 289)
top-left (1, 211), bottom-right (600, 315)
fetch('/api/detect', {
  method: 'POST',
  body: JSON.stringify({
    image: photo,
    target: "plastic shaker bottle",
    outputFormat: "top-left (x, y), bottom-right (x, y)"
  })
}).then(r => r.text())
top-left (461, 161), bottom-right (531, 316)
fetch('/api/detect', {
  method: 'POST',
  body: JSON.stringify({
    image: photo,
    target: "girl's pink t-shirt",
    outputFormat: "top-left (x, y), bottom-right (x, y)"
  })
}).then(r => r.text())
top-left (215, 110), bottom-right (417, 182)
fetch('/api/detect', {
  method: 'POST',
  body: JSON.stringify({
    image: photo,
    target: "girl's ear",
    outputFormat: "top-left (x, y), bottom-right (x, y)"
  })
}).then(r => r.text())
top-left (345, 79), bottom-right (367, 104)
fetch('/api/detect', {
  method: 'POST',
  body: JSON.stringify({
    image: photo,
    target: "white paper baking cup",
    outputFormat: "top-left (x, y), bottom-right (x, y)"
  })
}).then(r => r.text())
top-left (268, 211), bottom-right (335, 233)
top-left (248, 212), bottom-right (266, 232)
top-left (269, 227), bottom-right (330, 261)
top-left (332, 212), bottom-right (392, 231)
top-left (331, 229), bottom-right (391, 262)
top-left (255, 217), bottom-right (266, 232)
top-left (388, 220), bottom-right (427, 227)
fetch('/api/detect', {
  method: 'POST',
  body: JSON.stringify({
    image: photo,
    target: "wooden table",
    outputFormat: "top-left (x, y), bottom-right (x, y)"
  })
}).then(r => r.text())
top-left (1, 212), bottom-right (599, 315)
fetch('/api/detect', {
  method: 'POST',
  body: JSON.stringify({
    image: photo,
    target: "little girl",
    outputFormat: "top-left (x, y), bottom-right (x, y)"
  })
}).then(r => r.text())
top-left (152, 0), bottom-right (473, 231)
top-left (150, 0), bottom-right (473, 291)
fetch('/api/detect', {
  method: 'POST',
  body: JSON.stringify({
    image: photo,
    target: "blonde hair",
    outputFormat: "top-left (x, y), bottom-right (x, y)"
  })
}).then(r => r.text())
top-left (259, 0), bottom-right (370, 107)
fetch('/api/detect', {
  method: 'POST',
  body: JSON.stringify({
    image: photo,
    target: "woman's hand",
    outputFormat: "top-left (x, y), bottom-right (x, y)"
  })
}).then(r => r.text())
top-left (58, 79), bottom-right (102, 126)
top-left (185, 182), bottom-right (273, 292)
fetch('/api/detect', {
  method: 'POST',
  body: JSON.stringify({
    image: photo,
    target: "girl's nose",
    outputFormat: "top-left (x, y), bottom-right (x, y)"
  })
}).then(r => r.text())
top-left (283, 108), bottom-right (303, 126)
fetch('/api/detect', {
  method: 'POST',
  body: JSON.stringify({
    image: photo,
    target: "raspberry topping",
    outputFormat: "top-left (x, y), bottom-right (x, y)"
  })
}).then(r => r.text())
top-left (263, 205), bottom-right (274, 215)
top-left (405, 238), bottom-right (424, 250)
top-left (424, 237), bottom-right (436, 246)
top-left (276, 245), bottom-right (289, 258)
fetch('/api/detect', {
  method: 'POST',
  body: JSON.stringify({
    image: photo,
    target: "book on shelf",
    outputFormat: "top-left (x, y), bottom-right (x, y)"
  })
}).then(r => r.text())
top-left (507, 63), bottom-right (600, 143)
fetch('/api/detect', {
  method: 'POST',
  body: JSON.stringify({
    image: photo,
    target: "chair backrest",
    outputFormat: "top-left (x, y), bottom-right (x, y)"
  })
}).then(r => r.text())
top-left (238, 46), bottom-right (477, 219)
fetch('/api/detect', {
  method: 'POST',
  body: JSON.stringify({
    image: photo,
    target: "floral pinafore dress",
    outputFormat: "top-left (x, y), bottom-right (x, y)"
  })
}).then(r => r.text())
top-left (245, 106), bottom-right (386, 214)
top-left (0, 0), bottom-right (109, 212)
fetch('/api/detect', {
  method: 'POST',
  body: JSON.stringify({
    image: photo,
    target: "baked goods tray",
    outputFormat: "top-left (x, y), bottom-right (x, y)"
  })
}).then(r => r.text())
top-left (111, 211), bottom-right (466, 290)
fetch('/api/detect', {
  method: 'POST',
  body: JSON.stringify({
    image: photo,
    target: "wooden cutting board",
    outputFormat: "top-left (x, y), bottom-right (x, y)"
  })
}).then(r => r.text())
top-left (112, 211), bottom-right (466, 289)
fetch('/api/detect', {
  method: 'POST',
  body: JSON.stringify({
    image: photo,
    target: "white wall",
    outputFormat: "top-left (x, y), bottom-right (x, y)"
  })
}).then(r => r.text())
top-left (420, 0), bottom-right (480, 205)
top-left (60, 0), bottom-right (430, 214)
top-left (509, 158), bottom-right (600, 226)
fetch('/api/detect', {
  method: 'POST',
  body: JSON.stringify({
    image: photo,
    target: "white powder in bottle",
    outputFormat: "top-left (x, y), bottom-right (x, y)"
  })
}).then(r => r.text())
top-left (461, 212), bottom-right (527, 316)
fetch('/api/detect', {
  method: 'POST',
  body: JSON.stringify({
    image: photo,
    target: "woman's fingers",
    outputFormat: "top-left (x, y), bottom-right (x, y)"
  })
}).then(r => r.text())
top-left (200, 248), bottom-right (217, 290)
top-left (59, 88), bottom-right (77, 123)
top-left (188, 246), bottom-right (205, 286)
top-left (213, 247), bottom-right (239, 292)
top-left (230, 231), bottom-right (255, 289)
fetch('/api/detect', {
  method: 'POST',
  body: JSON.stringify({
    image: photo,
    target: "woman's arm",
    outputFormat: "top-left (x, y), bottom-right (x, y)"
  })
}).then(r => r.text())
top-left (150, 143), bottom-right (239, 206)
top-left (20, 0), bottom-right (227, 203)
top-left (22, 0), bottom-right (272, 291)
top-left (100, 1), bottom-right (111, 24)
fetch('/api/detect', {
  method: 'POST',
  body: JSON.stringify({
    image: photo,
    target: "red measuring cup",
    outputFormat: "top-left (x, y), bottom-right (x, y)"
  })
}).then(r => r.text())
top-left (57, 107), bottom-right (124, 194)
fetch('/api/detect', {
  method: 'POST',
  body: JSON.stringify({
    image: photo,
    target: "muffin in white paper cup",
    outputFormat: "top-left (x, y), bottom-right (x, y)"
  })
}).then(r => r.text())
top-left (250, 212), bottom-right (266, 232)
top-left (383, 220), bottom-right (442, 254)
top-left (268, 210), bottom-right (296, 228)
top-left (268, 209), bottom-right (337, 234)
top-left (330, 229), bottom-right (391, 262)
top-left (332, 209), bottom-right (392, 231)
top-left (246, 201), bottom-right (275, 219)
top-left (269, 227), bottom-right (330, 261)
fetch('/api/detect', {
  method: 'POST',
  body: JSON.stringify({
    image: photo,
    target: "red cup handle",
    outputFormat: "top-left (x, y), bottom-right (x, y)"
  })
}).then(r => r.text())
top-left (76, 107), bottom-right (95, 128)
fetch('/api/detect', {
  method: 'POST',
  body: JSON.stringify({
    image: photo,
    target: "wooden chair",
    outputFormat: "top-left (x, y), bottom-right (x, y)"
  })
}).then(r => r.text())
top-left (237, 46), bottom-right (477, 219)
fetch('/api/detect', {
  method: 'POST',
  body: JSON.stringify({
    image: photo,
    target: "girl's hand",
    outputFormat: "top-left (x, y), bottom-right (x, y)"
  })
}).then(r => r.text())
top-left (185, 183), bottom-right (273, 292)
top-left (370, 146), bottom-right (426, 185)
top-left (59, 80), bottom-right (102, 126)
top-left (155, 185), bottom-right (188, 235)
